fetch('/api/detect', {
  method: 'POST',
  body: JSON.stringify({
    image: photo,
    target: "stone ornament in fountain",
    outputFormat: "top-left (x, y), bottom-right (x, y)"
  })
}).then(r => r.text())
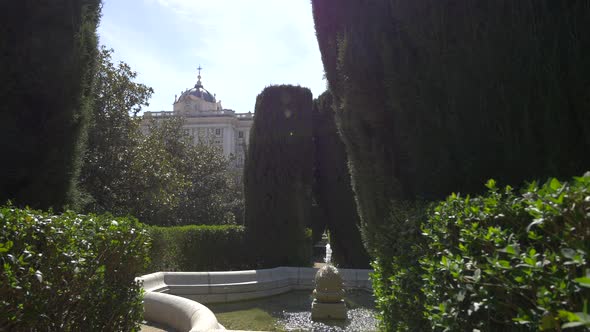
top-left (311, 244), bottom-right (347, 320)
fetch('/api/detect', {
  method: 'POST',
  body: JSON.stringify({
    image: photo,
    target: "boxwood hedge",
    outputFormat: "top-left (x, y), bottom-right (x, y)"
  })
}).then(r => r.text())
top-left (0, 205), bottom-right (150, 331)
top-left (372, 173), bottom-right (590, 331)
top-left (146, 225), bottom-right (313, 272)
top-left (146, 224), bottom-right (250, 272)
top-left (420, 174), bottom-right (590, 331)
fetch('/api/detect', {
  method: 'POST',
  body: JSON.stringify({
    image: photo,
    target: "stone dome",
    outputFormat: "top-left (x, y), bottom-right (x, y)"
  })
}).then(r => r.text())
top-left (178, 85), bottom-right (216, 103)
top-left (175, 66), bottom-right (217, 104)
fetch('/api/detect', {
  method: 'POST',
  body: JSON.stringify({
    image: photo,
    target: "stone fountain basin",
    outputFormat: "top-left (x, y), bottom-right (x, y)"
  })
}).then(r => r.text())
top-left (138, 267), bottom-right (372, 331)
top-left (140, 267), bottom-right (371, 304)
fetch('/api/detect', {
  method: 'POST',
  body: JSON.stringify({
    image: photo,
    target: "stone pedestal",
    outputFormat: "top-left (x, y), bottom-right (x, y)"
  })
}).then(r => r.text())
top-left (311, 264), bottom-right (347, 321)
top-left (311, 299), bottom-right (347, 320)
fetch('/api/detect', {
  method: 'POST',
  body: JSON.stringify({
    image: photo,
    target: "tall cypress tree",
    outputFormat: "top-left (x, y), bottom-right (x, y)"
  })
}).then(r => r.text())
top-left (313, 91), bottom-right (370, 268)
top-left (0, 0), bottom-right (100, 210)
top-left (312, 0), bottom-right (590, 258)
top-left (313, 3), bottom-right (590, 329)
top-left (244, 85), bottom-right (313, 268)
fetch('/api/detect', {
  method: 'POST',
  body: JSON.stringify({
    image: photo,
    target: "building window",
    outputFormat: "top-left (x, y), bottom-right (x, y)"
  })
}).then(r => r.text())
top-left (238, 131), bottom-right (243, 138)
top-left (215, 128), bottom-right (221, 136)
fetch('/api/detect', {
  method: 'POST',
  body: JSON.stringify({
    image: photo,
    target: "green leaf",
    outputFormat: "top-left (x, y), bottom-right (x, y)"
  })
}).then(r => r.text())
top-left (549, 178), bottom-right (561, 190)
top-left (558, 310), bottom-right (580, 322)
top-left (499, 244), bottom-right (517, 255)
top-left (0, 240), bottom-right (13, 253)
top-left (441, 256), bottom-right (448, 267)
top-left (574, 277), bottom-right (590, 288)
top-left (541, 314), bottom-right (557, 330)
top-left (561, 248), bottom-right (576, 259)
top-left (473, 268), bottom-right (481, 282)
top-left (485, 179), bottom-right (497, 190)
top-left (562, 321), bottom-right (587, 329)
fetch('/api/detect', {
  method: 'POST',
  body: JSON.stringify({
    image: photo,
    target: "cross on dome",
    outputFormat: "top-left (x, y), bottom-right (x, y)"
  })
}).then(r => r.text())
top-left (196, 65), bottom-right (203, 87)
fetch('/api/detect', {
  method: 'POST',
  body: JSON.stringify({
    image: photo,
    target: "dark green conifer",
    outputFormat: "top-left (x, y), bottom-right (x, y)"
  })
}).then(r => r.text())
top-left (244, 85), bottom-right (313, 267)
top-left (0, 0), bottom-right (101, 210)
top-left (312, 91), bottom-right (370, 268)
top-left (312, 0), bottom-right (590, 258)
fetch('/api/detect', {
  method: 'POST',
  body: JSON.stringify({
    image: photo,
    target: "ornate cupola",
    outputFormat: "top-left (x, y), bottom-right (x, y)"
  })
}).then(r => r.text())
top-left (173, 66), bottom-right (222, 114)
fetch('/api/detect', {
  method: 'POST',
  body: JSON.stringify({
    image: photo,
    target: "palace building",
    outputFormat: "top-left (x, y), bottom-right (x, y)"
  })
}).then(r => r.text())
top-left (143, 67), bottom-right (253, 168)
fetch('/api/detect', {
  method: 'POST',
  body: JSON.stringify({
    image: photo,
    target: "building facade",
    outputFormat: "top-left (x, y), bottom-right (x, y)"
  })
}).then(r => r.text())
top-left (143, 68), bottom-right (253, 168)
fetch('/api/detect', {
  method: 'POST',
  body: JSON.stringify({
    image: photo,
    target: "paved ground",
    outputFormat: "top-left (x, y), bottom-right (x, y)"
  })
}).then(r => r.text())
top-left (140, 321), bottom-right (175, 332)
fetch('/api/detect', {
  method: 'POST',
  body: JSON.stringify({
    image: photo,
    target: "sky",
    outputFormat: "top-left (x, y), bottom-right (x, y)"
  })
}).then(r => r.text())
top-left (98, 0), bottom-right (327, 114)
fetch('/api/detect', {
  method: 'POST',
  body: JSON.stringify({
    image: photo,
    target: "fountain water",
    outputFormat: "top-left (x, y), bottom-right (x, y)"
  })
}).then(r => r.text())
top-left (311, 243), bottom-right (347, 320)
top-left (325, 243), bottom-right (332, 264)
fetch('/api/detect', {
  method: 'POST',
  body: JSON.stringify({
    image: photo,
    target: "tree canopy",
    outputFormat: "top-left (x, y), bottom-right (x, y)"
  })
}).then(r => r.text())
top-left (81, 48), bottom-right (240, 226)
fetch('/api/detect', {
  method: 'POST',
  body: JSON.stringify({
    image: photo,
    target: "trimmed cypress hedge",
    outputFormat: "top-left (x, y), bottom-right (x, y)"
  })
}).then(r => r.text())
top-left (0, 0), bottom-right (100, 210)
top-left (244, 85), bottom-right (314, 268)
top-left (312, 2), bottom-right (590, 330)
top-left (146, 225), bottom-right (313, 272)
top-left (312, 0), bottom-right (590, 258)
top-left (147, 225), bottom-right (250, 272)
top-left (312, 91), bottom-right (369, 268)
top-left (0, 205), bottom-right (150, 331)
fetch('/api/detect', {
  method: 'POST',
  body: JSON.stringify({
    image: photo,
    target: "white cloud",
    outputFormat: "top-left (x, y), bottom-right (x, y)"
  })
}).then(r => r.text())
top-left (100, 0), bottom-right (326, 113)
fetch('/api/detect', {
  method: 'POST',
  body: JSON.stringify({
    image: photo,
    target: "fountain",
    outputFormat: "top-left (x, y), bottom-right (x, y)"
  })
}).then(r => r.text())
top-left (139, 242), bottom-right (377, 331)
top-left (311, 244), bottom-right (347, 320)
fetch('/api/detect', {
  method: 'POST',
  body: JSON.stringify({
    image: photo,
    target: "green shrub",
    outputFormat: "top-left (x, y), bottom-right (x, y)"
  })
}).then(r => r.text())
top-left (147, 225), bottom-right (249, 272)
top-left (370, 201), bottom-right (430, 331)
top-left (147, 225), bottom-right (313, 272)
top-left (420, 174), bottom-right (590, 331)
top-left (0, 205), bottom-right (150, 331)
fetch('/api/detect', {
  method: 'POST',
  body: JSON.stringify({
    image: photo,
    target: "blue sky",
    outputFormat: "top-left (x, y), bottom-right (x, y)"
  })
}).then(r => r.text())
top-left (98, 0), bottom-right (327, 114)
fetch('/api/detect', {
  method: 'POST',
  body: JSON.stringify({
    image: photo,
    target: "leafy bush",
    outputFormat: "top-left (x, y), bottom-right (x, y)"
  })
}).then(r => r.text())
top-left (420, 174), bottom-right (590, 331)
top-left (147, 225), bottom-right (248, 272)
top-left (370, 200), bottom-right (430, 331)
top-left (147, 225), bottom-right (313, 272)
top-left (0, 205), bottom-right (150, 331)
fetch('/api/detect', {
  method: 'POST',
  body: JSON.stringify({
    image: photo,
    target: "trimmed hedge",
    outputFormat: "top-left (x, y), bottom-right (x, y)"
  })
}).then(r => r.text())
top-left (312, 0), bottom-right (590, 259)
top-left (146, 225), bottom-right (250, 272)
top-left (147, 225), bottom-right (313, 272)
top-left (372, 173), bottom-right (590, 331)
top-left (0, 205), bottom-right (150, 331)
top-left (244, 85), bottom-right (314, 268)
top-left (312, 91), bottom-right (370, 268)
top-left (0, 1), bottom-right (101, 210)
top-left (312, 3), bottom-right (590, 330)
